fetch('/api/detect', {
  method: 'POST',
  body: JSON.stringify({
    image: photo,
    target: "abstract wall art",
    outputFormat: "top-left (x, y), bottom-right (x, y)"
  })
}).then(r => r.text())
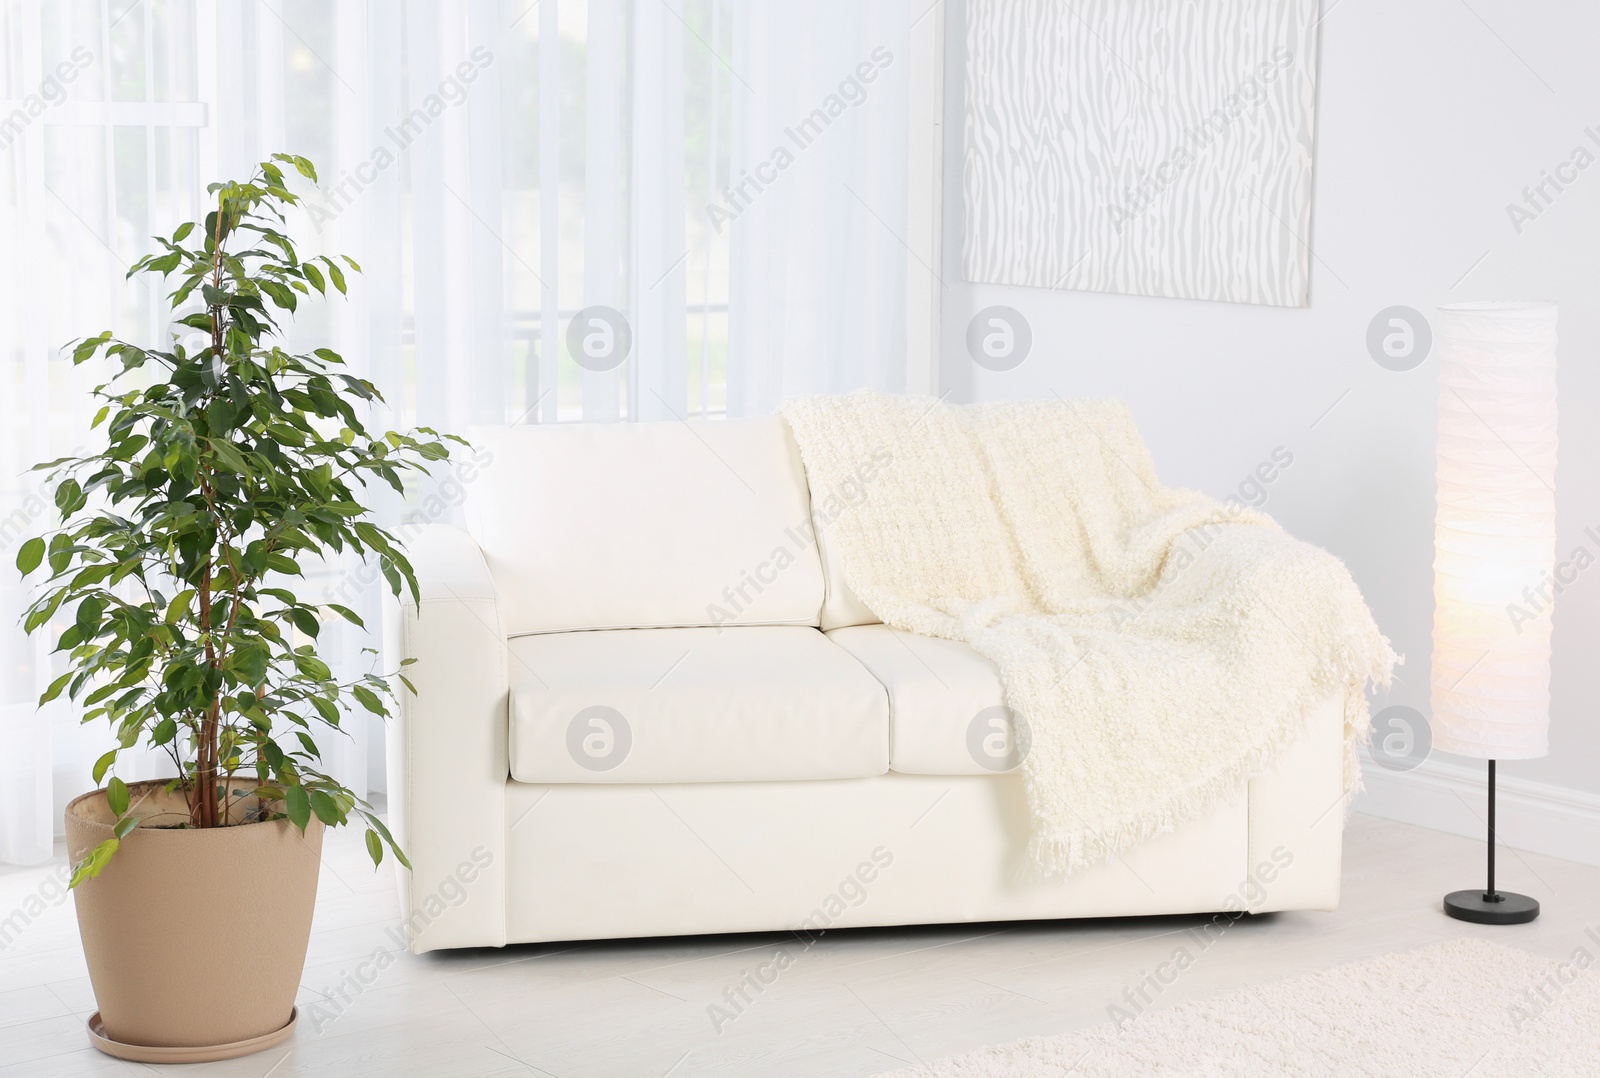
top-left (963, 0), bottom-right (1321, 307)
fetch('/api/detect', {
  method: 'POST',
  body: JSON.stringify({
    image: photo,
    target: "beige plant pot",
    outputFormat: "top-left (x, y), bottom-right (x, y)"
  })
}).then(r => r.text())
top-left (65, 782), bottom-right (323, 1062)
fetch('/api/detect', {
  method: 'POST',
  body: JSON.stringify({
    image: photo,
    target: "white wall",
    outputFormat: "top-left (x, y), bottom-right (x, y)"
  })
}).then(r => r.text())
top-left (938, 0), bottom-right (1600, 831)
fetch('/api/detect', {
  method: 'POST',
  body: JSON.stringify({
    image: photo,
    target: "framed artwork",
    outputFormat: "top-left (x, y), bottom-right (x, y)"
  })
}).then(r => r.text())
top-left (963, 0), bottom-right (1321, 307)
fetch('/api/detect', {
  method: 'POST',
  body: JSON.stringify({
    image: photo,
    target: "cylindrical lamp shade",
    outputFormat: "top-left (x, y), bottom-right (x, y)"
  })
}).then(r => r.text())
top-left (1431, 302), bottom-right (1558, 759)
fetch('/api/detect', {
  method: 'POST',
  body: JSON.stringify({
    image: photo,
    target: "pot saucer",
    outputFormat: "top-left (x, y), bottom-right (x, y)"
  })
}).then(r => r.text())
top-left (87, 1007), bottom-right (297, 1063)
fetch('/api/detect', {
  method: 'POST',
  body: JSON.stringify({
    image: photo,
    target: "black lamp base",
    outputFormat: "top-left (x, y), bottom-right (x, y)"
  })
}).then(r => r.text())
top-left (1443, 888), bottom-right (1540, 925)
top-left (1442, 759), bottom-right (1541, 925)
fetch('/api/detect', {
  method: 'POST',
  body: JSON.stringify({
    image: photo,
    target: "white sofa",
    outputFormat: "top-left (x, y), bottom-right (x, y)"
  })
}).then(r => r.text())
top-left (386, 416), bottom-right (1349, 953)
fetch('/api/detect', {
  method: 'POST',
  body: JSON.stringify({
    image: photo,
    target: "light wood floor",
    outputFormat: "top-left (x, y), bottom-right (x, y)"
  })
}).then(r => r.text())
top-left (2, 813), bottom-right (1597, 1077)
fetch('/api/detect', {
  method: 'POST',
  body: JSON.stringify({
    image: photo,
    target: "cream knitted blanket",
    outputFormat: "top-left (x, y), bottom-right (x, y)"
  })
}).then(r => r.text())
top-left (781, 392), bottom-right (1396, 877)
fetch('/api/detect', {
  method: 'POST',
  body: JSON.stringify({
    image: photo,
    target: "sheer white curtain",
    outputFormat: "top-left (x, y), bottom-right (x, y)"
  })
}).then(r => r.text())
top-left (0, 0), bottom-right (911, 864)
top-left (727, 2), bottom-right (909, 413)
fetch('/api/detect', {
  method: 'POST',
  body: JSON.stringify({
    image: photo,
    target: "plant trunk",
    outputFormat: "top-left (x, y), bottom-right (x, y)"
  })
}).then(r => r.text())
top-left (192, 550), bottom-right (220, 829)
top-left (190, 198), bottom-right (228, 830)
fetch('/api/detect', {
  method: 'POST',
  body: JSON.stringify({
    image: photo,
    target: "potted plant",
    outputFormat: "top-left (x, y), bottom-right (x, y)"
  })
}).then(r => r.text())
top-left (14, 154), bottom-right (458, 1063)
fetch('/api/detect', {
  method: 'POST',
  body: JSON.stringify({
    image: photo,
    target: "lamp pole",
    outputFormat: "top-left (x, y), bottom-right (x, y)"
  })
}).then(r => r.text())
top-left (1443, 759), bottom-right (1539, 925)
top-left (1487, 759), bottom-right (1496, 899)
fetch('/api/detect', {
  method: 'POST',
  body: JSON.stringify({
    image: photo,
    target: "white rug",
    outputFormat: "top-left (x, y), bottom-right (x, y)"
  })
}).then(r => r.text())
top-left (873, 938), bottom-right (1600, 1077)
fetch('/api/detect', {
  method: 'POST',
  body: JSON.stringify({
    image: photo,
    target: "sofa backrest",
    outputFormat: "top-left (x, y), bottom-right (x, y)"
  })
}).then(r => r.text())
top-left (813, 503), bottom-right (880, 631)
top-left (467, 417), bottom-right (827, 636)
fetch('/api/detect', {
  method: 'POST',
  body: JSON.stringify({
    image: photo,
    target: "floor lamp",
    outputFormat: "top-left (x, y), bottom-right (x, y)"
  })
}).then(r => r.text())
top-left (1432, 301), bottom-right (1557, 926)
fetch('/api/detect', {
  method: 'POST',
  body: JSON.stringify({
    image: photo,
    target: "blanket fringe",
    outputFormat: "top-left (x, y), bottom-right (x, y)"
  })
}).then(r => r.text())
top-left (1021, 633), bottom-right (1398, 881)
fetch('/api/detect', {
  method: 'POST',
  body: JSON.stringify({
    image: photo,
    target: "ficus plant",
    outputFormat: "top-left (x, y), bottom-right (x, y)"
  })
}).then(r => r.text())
top-left (15, 154), bottom-right (460, 886)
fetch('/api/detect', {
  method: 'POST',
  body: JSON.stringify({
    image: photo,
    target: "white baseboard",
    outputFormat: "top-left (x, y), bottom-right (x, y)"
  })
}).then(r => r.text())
top-left (1355, 754), bottom-right (1600, 869)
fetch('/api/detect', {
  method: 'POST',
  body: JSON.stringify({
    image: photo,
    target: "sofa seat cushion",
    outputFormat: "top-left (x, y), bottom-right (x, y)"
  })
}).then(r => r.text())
top-left (508, 626), bottom-right (889, 784)
top-left (826, 624), bottom-right (1025, 776)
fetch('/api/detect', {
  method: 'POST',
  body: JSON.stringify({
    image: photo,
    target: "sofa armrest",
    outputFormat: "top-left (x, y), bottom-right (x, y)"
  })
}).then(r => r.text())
top-left (1246, 689), bottom-right (1348, 912)
top-left (387, 524), bottom-right (508, 952)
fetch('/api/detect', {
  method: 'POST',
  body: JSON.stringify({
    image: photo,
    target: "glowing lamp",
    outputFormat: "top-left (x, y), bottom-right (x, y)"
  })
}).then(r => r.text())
top-left (1431, 300), bottom-right (1557, 925)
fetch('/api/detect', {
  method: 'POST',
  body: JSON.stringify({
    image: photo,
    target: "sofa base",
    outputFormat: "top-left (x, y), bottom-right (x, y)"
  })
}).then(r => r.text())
top-left (429, 693), bottom-right (1350, 952)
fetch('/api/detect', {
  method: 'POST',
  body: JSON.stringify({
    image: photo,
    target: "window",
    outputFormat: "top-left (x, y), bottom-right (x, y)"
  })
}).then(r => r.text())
top-left (0, 0), bottom-right (912, 862)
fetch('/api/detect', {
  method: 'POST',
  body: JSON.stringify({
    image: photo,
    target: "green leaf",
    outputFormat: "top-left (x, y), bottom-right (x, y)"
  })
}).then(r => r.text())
top-left (365, 828), bottom-right (383, 866)
top-left (70, 332), bottom-right (111, 364)
top-left (284, 785), bottom-right (311, 831)
top-left (54, 478), bottom-right (83, 516)
top-left (364, 812), bottom-right (410, 870)
top-left (233, 643), bottom-right (269, 685)
top-left (292, 651), bottom-right (330, 681)
top-left (46, 535), bottom-right (72, 575)
top-left (24, 588), bottom-right (67, 634)
top-left (70, 838), bottom-right (119, 888)
top-left (308, 790), bottom-right (341, 826)
top-left (326, 603), bottom-right (364, 628)
top-left (287, 606), bottom-right (320, 638)
top-left (165, 589), bottom-right (195, 624)
top-left (113, 816), bottom-right (140, 839)
top-left (265, 552), bottom-right (302, 576)
top-left (207, 439), bottom-right (250, 474)
top-left (74, 596), bottom-right (105, 639)
top-left (106, 776), bottom-right (129, 816)
top-left (38, 670), bottom-right (72, 705)
top-left (16, 536), bottom-right (45, 574)
top-left (91, 750), bottom-right (117, 785)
